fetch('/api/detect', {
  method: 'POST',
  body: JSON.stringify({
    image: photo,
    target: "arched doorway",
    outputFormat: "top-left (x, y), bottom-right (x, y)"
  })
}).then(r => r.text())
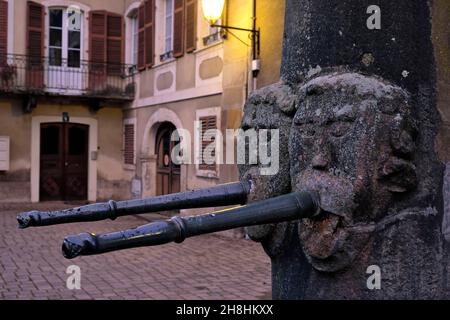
top-left (155, 123), bottom-right (180, 195)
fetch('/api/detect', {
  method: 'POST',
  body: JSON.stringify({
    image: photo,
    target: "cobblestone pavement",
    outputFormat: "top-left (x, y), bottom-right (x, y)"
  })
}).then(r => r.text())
top-left (0, 203), bottom-right (271, 300)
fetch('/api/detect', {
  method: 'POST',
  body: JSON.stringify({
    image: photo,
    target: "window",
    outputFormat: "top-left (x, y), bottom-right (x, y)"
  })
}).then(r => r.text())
top-left (209, 18), bottom-right (221, 36)
top-left (67, 8), bottom-right (81, 67)
top-left (198, 115), bottom-right (217, 172)
top-left (196, 107), bottom-right (221, 178)
top-left (203, 18), bottom-right (222, 46)
top-left (49, 9), bottom-right (62, 66)
top-left (130, 12), bottom-right (139, 65)
top-left (160, 0), bottom-right (174, 61)
top-left (165, 0), bottom-right (174, 53)
top-left (48, 7), bottom-right (82, 68)
top-left (123, 120), bottom-right (136, 166)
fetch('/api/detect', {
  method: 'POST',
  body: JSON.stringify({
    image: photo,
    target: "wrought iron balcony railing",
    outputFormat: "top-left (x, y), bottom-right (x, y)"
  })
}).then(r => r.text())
top-left (0, 54), bottom-right (136, 100)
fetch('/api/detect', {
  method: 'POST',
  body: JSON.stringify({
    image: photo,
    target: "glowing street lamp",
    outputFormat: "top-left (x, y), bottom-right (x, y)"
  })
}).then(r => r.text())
top-left (201, 0), bottom-right (260, 62)
top-left (201, 0), bottom-right (225, 25)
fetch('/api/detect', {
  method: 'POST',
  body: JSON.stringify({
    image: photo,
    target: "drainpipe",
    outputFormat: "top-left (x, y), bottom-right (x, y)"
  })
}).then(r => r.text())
top-left (251, 0), bottom-right (260, 92)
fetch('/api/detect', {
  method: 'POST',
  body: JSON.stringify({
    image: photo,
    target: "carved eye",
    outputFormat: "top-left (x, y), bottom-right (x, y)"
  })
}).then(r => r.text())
top-left (330, 122), bottom-right (351, 137)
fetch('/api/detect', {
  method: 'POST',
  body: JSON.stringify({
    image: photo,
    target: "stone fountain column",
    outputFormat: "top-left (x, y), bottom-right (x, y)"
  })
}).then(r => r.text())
top-left (245, 0), bottom-right (449, 299)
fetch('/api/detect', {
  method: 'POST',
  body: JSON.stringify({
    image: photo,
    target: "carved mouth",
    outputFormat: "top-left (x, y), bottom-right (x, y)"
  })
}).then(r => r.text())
top-left (300, 210), bottom-right (345, 260)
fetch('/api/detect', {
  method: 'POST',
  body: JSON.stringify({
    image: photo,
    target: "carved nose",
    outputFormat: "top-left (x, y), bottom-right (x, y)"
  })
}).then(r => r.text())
top-left (312, 137), bottom-right (330, 170)
top-left (312, 153), bottom-right (329, 170)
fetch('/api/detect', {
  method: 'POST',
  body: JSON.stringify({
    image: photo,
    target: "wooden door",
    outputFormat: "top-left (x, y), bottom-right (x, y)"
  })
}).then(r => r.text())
top-left (40, 124), bottom-right (64, 201)
top-left (64, 124), bottom-right (88, 200)
top-left (156, 123), bottom-right (180, 196)
top-left (40, 123), bottom-right (88, 201)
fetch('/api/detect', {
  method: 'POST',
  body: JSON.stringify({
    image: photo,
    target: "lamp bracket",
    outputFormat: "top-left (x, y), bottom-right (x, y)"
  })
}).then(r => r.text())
top-left (210, 24), bottom-right (260, 59)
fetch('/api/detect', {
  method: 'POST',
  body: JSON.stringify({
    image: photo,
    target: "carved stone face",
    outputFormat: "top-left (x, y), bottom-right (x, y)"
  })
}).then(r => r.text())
top-left (290, 73), bottom-right (418, 272)
top-left (240, 82), bottom-right (294, 201)
top-left (239, 82), bottom-right (295, 254)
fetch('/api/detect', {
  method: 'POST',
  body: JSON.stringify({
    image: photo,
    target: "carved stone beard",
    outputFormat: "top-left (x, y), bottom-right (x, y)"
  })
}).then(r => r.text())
top-left (290, 111), bottom-right (381, 272)
top-left (294, 169), bottom-right (371, 272)
top-left (300, 206), bottom-right (446, 300)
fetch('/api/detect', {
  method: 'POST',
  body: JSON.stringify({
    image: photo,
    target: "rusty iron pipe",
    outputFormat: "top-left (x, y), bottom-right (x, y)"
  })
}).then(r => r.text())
top-left (61, 191), bottom-right (320, 259)
top-left (17, 181), bottom-right (251, 229)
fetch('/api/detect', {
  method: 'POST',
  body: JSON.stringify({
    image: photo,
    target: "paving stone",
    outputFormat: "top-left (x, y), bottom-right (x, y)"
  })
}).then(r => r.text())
top-left (0, 205), bottom-right (271, 299)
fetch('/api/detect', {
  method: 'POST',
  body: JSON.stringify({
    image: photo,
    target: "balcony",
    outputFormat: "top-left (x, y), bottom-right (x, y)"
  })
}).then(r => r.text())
top-left (0, 54), bottom-right (136, 102)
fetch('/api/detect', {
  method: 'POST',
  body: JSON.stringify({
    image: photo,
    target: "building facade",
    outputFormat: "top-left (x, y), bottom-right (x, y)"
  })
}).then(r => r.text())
top-left (0, 0), bottom-right (285, 204)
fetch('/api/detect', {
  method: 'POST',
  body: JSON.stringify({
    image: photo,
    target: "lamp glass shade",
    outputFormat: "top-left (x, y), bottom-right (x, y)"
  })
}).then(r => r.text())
top-left (201, 0), bottom-right (225, 24)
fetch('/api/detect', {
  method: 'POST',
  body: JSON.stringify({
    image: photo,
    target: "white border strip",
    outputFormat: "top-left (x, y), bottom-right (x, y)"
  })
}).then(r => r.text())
top-left (136, 83), bottom-right (222, 108)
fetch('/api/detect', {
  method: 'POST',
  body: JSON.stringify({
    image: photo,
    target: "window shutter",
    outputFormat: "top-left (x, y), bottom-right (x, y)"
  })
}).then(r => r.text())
top-left (89, 11), bottom-right (107, 63)
top-left (138, 3), bottom-right (145, 70)
top-left (0, 0), bottom-right (7, 64)
top-left (27, 1), bottom-right (44, 89)
top-left (173, 0), bottom-right (184, 58)
top-left (106, 13), bottom-right (123, 75)
top-left (144, 0), bottom-right (155, 67)
top-left (199, 116), bottom-right (217, 171)
top-left (89, 11), bottom-right (107, 90)
top-left (0, 136), bottom-right (10, 171)
top-left (124, 124), bottom-right (135, 165)
top-left (185, 0), bottom-right (197, 53)
top-left (27, 1), bottom-right (43, 58)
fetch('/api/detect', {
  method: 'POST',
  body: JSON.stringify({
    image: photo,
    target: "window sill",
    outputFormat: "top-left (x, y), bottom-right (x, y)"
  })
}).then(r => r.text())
top-left (202, 32), bottom-right (223, 47)
top-left (150, 57), bottom-right (176, 70)
top-left (196, 169), bottom-right (219, 180)
top-left (123, 163), bottom-right (136, 171)
top-left (160, 51), bottom-right (174, 63)
top-left (195, 39), bottom-right (224, 55)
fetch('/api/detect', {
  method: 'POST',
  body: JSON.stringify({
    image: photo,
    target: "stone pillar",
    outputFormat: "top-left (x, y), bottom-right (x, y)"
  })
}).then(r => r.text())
top-left (247, 0), bottom-right (448, 299)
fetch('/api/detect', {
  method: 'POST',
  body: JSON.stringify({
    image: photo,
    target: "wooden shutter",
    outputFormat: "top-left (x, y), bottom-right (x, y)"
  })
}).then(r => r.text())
top-left (26, 1), bottom-right (44, 89)
top-left (107, 13), bottom-right (123, 75)
top-left (0, 136), bottom-right (10, 171)
top-left (199, 116), bottom-right (217, 171)
top-left (27, 1), bottom-right (43, 58)
top-left (137, 3), bottom-right (145, 70)
top-left (185, 0), bottom-right (197, 53)
top-left (124, 124), bottom-right (135, 165)
top-left (173, 0), bottom-right (184, 58)
top-left (144, 0), bottom-right (155, 67)
top-left (89, 11), bottom-right (107, 90)
top-left (0, 0), bottom-right (7, 64)
top-left (89, 11), bottom-right (107, 63)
